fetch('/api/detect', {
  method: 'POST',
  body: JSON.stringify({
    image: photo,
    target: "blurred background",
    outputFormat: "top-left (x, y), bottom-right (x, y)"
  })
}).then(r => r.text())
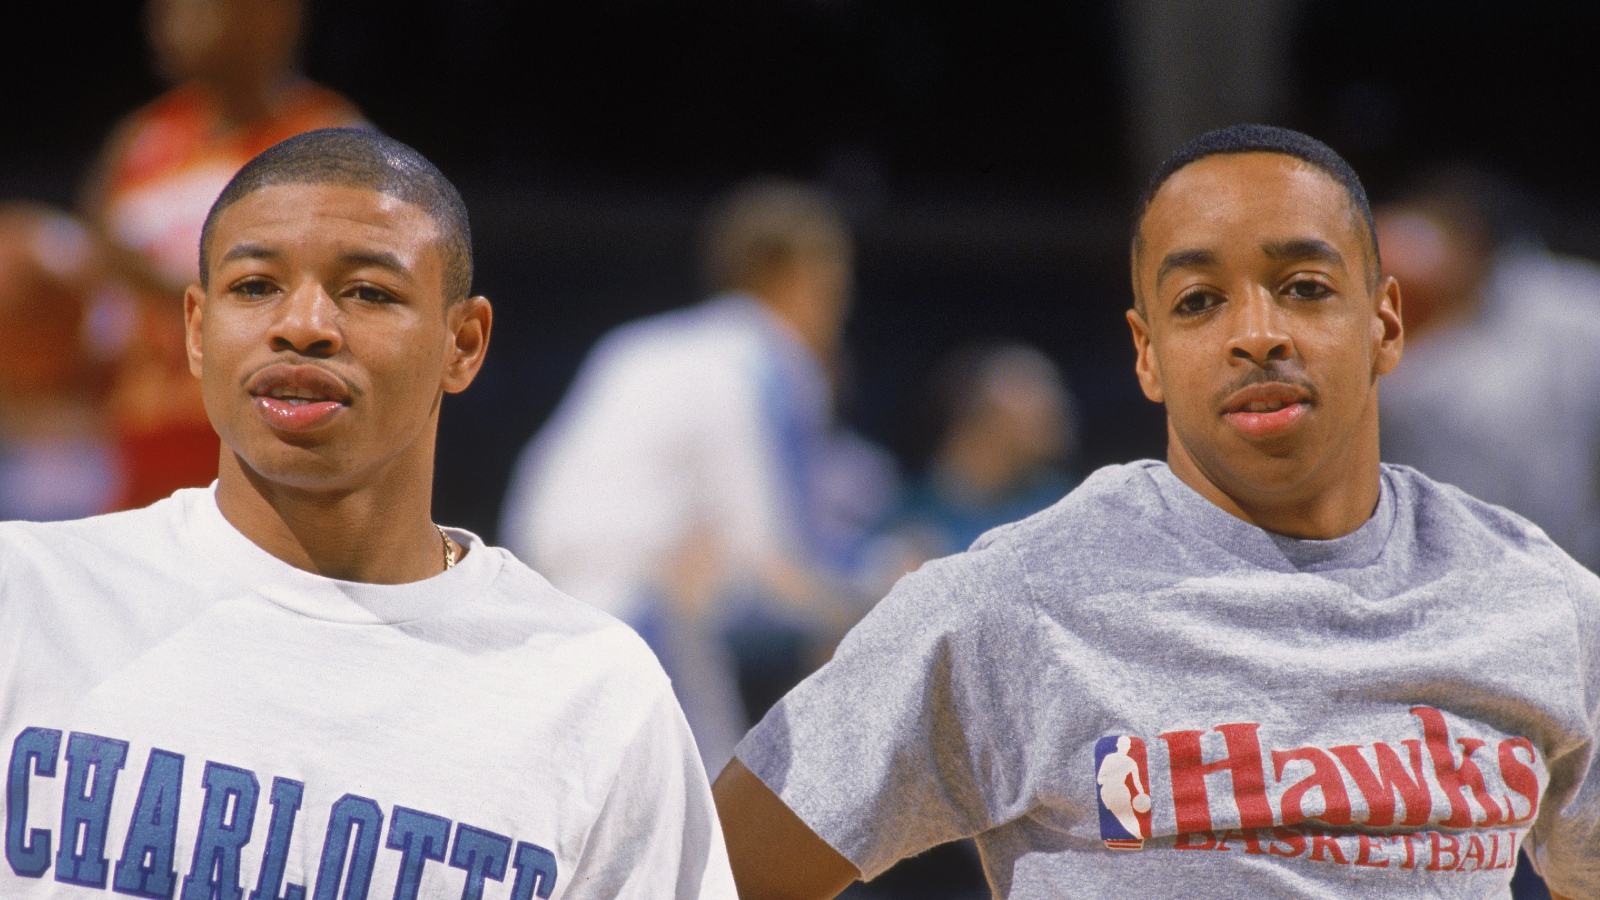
top-left (4, 0), bottom-right (1597, 541)
top-left (0, 2), bottom-right (1591, 896)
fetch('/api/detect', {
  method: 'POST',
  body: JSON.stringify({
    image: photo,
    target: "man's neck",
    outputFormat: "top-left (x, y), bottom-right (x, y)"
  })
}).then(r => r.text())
top-left (1166, 434), bottom-right (1383, 541)
top-left (214, 455), bottom-right (449, 584)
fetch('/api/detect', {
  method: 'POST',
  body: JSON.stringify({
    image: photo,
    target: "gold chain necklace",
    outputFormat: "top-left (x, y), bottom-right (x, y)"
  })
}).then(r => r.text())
top-left (436, 524), bottom-right (456, 571)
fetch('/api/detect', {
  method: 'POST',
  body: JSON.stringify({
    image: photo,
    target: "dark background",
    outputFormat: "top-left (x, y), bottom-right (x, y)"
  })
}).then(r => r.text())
top-left (4, 0), bottom-right (1597, 541)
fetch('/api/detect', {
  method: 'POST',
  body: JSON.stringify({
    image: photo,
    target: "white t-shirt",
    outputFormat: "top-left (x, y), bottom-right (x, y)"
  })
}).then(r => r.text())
top-left (499, 293), bottom-right (893, 773)
top-left (500, 294), bottom-right (828, 621)
top-left (0, 486), bottom-right (736, 900)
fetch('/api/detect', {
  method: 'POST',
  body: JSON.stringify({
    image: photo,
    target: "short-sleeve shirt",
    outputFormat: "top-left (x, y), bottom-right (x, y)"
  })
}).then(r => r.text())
top-left (0, 486), bottom-right (736, 900)
top-left (736, 461), bottom-right (1600, 899)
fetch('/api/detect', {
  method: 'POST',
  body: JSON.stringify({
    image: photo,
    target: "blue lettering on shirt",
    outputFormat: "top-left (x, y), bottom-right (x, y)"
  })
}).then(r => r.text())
top-left (56, 732), bottom-right (129, 888)
top-left (181, 762), bottom-right (259, 900)
top-left (312, 794), bottom-right (382, 900)
top-left (113, 747), bottom-right (185, 898)
top-left (6, 724), bottom-right (566, 900)
top-left (249, 777), bottom-right (305, 900)
top-left (509, 842), bottom-right (559, 900)
top-left (449, 825), bottom-right (512, 900)
top-left (6, 727), bottom-right (61, 878)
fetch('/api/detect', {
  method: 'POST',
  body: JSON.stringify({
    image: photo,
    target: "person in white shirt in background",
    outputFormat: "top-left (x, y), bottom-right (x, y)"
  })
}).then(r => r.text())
top-left (500, 178), bottom-right (894, 774)
top-left (1376, 165), bottom-right (1600, 572)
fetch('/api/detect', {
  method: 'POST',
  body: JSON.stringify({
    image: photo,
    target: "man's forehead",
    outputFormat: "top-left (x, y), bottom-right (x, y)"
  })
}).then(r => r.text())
top-left (221, 180), bottom-right (428, 226)
top-left (1139, 154), bottom-right (1363, 258)
top-left (213, 183), bottom-right (439, 256)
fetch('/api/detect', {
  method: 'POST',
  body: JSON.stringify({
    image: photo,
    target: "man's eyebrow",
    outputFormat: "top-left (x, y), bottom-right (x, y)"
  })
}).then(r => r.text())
top-left (1262, 238), bottom-right (1345, 269)
top-left (219, 243), bottom-right (279, 265)
top-left (340, 250), bottom-right (409, 278)
top-left (219, 245), bottom-right (411, 279)
top-left (1156, 248), bottom-right (1219, 287)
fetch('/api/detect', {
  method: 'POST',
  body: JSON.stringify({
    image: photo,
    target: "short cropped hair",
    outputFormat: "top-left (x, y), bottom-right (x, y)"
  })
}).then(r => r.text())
top-left (700, 178), bottom-right (850, 295)
top-left (199, 128), bottom-right (473, 302)
top-left (1131, 124), bottom-right (1379, 303)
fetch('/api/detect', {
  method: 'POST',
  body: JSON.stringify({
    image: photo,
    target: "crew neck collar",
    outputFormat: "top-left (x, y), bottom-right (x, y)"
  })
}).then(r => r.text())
top-left (1146, 462), bottom-right (1396, 572)
top-left (180, 483), bottom-right (495, 624)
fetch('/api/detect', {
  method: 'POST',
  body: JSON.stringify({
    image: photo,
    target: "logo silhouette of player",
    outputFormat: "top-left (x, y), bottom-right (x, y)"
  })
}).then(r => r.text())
top-left (1096, 735), bottom-right (1152, 841)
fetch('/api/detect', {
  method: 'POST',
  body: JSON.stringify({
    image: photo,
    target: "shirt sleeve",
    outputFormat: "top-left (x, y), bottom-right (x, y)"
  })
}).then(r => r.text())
top-left (1527, 560), bottom-right (1600, 898)
top-left (733, 540), bottom-right (1044, 880)
top-left (560, 679), bottom-right (738, 900)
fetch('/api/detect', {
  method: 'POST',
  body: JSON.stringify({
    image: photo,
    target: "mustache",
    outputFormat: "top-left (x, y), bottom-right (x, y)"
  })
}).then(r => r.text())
top-left (1210, 367), bottom-right (1315, 409)
top-left (239, 358), bottom-right (362, 401)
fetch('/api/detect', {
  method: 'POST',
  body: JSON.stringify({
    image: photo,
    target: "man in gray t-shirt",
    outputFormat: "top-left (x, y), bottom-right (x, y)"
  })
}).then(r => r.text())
top-left (712, 124), bottom-right (1600, 900)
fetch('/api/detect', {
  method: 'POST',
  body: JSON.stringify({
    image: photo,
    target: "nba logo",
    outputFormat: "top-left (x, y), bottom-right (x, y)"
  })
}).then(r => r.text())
top-left (1095, 735), bottom-right (1153, 850)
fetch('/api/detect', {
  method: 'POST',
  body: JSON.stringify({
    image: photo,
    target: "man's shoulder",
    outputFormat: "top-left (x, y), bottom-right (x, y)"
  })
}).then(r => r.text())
top-left (1386, 463), bottom-right (1600, 603)
top-left (882, 462), bottom-right (1171, 618)
top-left (0, 489), bottom-right (199, 567)
top-left (463, 545), bottom-right (672, 681)
top-left (967, 461), bottom-right (1173, 559)
top-left (1386, 463), bottom-right (1583, 560)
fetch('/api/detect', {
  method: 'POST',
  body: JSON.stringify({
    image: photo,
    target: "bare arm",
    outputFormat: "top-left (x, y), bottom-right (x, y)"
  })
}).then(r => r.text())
top-left (713, 757), bottom-right (860, 900)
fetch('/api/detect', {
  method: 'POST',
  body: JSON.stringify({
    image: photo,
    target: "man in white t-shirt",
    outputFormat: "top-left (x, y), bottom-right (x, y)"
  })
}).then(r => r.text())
top-left (499, 179), bottom-right (892, 773)
top-left (0, 128), bottom-right (735, 900)
top-left (713, 125), bottom-right (1599, 898)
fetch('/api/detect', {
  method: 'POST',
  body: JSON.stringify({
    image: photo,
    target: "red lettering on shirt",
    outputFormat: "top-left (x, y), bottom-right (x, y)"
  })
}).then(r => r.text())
top-left (1328, 741), bottom-right (1432, 826)
top-left (1458, 834), bottom-right (1488, 871)
top-left (1267, 827), bottom-right (1307, 857)
top-left (1272, 747), bottom-right (1354, 826)
top-left (1215, 828), bottom-right (1267, 855)
top-left (1425, 832), bottom-right (1461, 870)
top-left (1354, 833), bottom-right (1390, 867)
top-left (1307, 827), bottom-right (1349, 864)
top-left (1412, 707), bottom-right (1505, 827)
top-left (1161, 722), bottom-right (1273, 832)
top-left (1398, 832), bottom-right (1421, 869)
top-left (1497, 738), bottom-right (1540, 824)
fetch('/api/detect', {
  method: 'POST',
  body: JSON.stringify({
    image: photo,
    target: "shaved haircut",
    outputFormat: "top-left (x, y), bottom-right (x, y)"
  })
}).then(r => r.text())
top-left (199, 128), bottom-right (473, 302)
top-left (1131, 124), bottom-right (1379, 310)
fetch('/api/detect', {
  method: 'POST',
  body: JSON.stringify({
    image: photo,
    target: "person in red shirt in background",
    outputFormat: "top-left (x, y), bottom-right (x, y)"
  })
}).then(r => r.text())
top-left (0, 204), bottom-right (115, 522)
top-left (82, 0), bottom-right (365, 510)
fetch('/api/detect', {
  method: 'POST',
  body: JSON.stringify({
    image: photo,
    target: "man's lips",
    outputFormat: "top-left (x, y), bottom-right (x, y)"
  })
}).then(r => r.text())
top-left (245, 363), bottom-right (352, 432)
top-left (1221, 383), bottom-right (1310, 440)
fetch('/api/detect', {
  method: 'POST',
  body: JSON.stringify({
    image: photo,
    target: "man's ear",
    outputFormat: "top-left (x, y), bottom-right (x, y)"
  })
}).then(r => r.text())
top-left (1127, 307), bottom-right (1165, 403)
top-left (184, 283), bottom-right (207, 379)
top-left (1372, 275), bottom-right (1404, 377)
top-left (442, 295), bottom-right (492, 394)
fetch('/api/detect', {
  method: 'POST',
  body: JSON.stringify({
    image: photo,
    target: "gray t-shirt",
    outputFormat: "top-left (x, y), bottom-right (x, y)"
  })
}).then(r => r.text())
top-left (736, 461), bottom-right (1600, 899)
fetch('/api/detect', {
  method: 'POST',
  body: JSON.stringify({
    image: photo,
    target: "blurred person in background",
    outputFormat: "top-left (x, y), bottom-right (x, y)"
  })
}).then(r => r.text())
top-left (0, 204), bottom-right (116, 521)
top-left (81, 0), bottom-right (365, 510)
top-left (1377, 165), bottom-right (1600, 571)
top-left (880, 341), bottom-right (1079, 573)
top-left (500, 178), bottom-right (895, 773)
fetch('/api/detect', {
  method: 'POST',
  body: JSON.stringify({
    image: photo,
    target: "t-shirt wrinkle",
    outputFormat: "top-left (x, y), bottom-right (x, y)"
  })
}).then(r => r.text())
top-left (1, 485), bottom-right (737, 900)
top-left (737, 459), bottom-right (1600, 897)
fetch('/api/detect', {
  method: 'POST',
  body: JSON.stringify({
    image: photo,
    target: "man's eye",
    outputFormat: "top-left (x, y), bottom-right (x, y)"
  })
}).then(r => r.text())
top-left (1285, 279), bottom-right (1331, 300)
top-left (350, 285), bottom-right (395, 304)
top-left (1176, 290), bottom-right (1220, 314)
top-left (232, 279), bottom-right (277, 298)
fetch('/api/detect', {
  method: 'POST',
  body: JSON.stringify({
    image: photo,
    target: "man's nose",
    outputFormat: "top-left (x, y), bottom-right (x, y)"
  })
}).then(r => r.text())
top-left (270, 283), bottom-right (342, 357)
top-left (1226, 289), bottom-right (1292, 364)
